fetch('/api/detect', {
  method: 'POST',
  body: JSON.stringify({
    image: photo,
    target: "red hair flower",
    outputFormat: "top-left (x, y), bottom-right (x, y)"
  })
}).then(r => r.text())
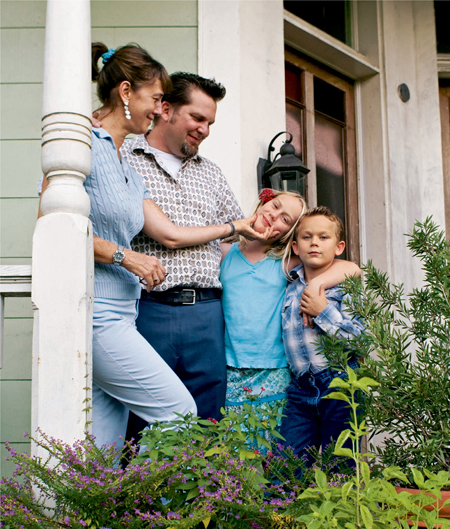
top-left (259, 188), bottom-right (275, 204)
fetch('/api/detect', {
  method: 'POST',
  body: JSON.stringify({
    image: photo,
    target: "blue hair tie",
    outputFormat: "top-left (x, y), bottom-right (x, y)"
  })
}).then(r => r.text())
top-left (101, 48), bottom-right (115, 65)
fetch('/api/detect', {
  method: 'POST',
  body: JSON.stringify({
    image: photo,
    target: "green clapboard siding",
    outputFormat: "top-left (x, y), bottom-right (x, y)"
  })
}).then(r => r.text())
top-left (1, 140), bottom-right (42, 198)
top-left (1, 28), bottom-right (45, 83)
top-left (0, 380), bottom-right (32, 442)
top-left (3, 298), bottom-right (34, 319)
top-left (91, 1), bottom-right (197, 27)
top-left (0, 0), bottom-right (198, 478)
top-left (1, 318), bottom-right (33, 381)
top-left (91, 27), bottom-right (197, 74)
top-left (1, 443), bottom-right (31, 479)
top-left (0, 199), bottom-right (39, 258)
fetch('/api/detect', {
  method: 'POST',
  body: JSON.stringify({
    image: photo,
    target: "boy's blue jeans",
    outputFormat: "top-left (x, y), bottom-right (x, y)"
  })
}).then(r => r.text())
top-left (280, 360), bottom-right (358, 464)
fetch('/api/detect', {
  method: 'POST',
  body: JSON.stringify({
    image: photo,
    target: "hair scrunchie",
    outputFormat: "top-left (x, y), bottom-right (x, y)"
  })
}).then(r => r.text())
top-left (102, 48), bottom-right (115, 65)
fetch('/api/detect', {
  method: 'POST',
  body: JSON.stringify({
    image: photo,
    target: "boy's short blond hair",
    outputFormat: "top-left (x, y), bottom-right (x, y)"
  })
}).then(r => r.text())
top-left (295, 206), bottom-right (345, 242)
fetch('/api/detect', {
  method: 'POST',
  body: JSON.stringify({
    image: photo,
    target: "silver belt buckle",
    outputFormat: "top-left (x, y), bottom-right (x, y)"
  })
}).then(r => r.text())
top-left (182, 289), bottom-right (196, 305)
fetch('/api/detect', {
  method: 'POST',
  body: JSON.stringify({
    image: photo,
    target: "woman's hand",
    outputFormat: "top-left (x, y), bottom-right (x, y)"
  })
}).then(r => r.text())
top-left (122, 249), bottom-right (166, 291)
top-left (93, 235), bottom-right (165, 291)
top-left (233, 213), bottom-right (273, 240)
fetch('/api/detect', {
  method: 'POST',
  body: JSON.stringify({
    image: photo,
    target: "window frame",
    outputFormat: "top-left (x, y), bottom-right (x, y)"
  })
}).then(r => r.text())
top-left (285, 48), bottom-right (360, 263)
top-left (439, 82), bottom-right (450, 238)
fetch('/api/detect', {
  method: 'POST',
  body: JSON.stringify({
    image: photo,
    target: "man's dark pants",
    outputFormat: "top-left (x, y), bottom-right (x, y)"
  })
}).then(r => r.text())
top-left (126, 294), bottom-right (227, 442)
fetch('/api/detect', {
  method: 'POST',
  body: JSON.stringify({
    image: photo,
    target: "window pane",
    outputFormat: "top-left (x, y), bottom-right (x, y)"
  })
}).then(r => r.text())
top-left (315, 113), bottom-right (346, 256)
top-left (284, 0), bottom-right (351, 46)
top-left (285, 65), bottom-right (303, 103)
top-left (286, 102), bottom-right (304, 158)
top-left (314, 77), bottom-right (345, 122)
top-left (435, 1), bottom-right (450, 54)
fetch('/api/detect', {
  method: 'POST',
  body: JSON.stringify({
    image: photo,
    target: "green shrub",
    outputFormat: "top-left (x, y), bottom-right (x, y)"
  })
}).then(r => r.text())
top-left (331, 218), bottom-right (450, 474)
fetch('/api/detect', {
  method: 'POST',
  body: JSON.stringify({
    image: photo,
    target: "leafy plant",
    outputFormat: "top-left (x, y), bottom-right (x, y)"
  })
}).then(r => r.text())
top-left (333, 218), bottom-right (450, 475)
top-left (0, 404), bottom-right (300, 528)
top-left (267, 441), bottom-right (355, 497)
top-left (287, 366), bottom-right (450, 529)
top-left (3, 368), bottom-right (450, 528)
top-left (3, 218), bottom-right (450, 527)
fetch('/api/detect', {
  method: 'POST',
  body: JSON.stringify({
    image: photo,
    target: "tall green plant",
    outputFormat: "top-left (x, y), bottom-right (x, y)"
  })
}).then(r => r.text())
top-left (326, 218), bottom-right (450, 473)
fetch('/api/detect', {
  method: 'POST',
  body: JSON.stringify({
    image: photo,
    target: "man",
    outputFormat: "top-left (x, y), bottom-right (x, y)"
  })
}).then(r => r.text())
top-left (121, 73), bottom-right (244, 435)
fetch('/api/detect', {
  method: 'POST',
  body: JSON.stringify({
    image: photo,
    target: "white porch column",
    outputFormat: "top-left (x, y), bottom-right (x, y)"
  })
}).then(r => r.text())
top-left (198, 0), bottom-right (286, 214)
top-left (32, 0), bottom-right (94, 453)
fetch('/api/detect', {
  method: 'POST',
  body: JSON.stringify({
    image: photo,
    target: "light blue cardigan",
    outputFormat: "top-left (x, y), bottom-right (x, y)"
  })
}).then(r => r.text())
top-left (86, 128), bottom-right (150, 300)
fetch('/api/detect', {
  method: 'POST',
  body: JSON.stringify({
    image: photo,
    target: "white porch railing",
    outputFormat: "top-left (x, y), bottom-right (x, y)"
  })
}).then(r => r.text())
top-left (0, 265), bottom-right (32, 370)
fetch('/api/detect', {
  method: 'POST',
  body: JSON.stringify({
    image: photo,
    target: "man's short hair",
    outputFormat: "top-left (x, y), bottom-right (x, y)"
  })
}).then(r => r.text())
top-left (296, 206), bottom-right (345, 242)
top-left (162, 72), bottom-right (226, 108)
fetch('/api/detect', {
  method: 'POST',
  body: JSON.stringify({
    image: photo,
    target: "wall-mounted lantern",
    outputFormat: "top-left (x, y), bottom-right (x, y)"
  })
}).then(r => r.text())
top-left (257, 131), bottom-right (310, 196)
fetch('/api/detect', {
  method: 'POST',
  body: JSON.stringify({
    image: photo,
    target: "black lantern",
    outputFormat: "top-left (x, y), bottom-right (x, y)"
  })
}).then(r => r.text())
top-left (257, 131), bottom-right (310, 196)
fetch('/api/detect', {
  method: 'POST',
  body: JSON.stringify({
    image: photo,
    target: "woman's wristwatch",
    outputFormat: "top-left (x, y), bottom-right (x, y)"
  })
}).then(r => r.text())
top-left (112, 245), bottom-right (126, 266)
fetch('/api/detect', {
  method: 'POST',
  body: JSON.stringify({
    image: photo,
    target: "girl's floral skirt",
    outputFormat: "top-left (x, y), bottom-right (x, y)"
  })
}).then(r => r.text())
top-left (225, 366), bottom-right (291, 447)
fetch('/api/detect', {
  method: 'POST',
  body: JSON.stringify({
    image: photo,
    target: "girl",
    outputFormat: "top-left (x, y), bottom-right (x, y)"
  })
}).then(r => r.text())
top-left (220, 188), bottom-right (360, 430)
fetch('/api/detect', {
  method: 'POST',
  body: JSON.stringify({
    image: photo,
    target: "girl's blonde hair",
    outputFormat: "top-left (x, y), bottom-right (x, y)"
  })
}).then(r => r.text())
top-left (228, 189), bottom-right (307, 271)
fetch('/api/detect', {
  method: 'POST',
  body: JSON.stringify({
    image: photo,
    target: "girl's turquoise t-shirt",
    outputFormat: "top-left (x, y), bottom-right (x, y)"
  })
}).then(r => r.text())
top-left (220, 243), bottom-right (288, 369)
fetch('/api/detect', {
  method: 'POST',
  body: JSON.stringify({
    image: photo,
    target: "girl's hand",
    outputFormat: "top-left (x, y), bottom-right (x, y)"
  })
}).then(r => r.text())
top-left (233, 213), bottom-right (274, 240)
top-left (300, 284), bottom-right (327, 318)
top-left (122, 249), bottom-right (166, 291)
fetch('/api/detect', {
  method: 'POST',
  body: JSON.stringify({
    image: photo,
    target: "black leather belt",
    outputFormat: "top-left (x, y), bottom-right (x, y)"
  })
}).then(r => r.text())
top-left (140, 288), bottom-right (222, 305)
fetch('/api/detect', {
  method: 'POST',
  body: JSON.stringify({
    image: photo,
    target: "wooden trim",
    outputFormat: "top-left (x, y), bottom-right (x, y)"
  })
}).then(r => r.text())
top-left (285, 48), bottom-right (360, 263)
top-left (439, 85), bottom-right (450, 238)
top-left (437, 54), bottom-right (450, 79)
top-left (344, 85), bottom-right (360, 263)
top-left (283, 12), bottom-right (379, 81)
top-left (303, 70), bottom-right (317, 208)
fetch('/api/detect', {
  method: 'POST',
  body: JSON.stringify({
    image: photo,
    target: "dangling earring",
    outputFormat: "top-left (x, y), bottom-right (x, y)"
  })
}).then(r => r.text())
top-left (124, 100), bottom-right (131, 120)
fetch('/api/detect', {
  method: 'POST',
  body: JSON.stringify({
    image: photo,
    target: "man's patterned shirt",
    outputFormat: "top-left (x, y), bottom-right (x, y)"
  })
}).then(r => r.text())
top-left (121, 133), bottom-right (244, 291)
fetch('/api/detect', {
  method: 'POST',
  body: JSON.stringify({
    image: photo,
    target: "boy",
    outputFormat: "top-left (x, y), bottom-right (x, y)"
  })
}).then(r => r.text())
top-left (280, 206), bottom-right (364, 462)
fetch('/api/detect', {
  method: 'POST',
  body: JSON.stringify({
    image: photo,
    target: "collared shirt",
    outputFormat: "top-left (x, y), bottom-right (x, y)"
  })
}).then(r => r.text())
top-left (120, 133), bottom-right (244, 290)
top-left (282, 265), bottom-right (364, 377)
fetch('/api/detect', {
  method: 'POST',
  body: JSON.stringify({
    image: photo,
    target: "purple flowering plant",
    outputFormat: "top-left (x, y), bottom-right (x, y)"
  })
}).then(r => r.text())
top-left (4, 366), bottom-right (450, 528)
top-left (5, 218), bottom-right (450, 527)
top-left (1, 402), bottom-right (301, 528)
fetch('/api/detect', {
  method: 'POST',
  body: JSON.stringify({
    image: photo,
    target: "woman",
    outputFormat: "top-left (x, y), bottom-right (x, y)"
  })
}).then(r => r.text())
top-left (39, 43), bottom-right (268, 448)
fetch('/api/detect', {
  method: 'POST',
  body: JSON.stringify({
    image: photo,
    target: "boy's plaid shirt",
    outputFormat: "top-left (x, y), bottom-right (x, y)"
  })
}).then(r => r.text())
top-left (282, 265), bottom-right (364, 377)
